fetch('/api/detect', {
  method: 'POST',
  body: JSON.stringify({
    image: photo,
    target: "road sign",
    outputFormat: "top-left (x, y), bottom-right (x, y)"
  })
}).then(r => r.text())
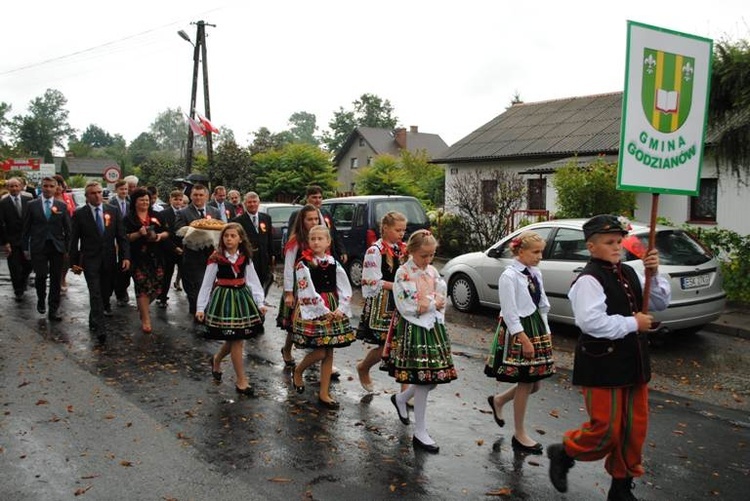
top-left (103, 166), bottom-right (121, 183)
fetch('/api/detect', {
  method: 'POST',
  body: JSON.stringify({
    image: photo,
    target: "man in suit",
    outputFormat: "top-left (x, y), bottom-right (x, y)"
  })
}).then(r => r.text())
top-left (108, 179), bottom-right (131, 306)
top-left (22, 176), bottom-right (71, 321)
top-left (208, 185), bottom-right (237, 223)
top-left (287, 185), bottom-right (347, 264)
top-left (231, 191), bottom-right (274, 294)
top-left (156, 189), bottom-right (185, 308)
top-left (227, 190), bottom-right (244, 216)
top-left (0, 177), bottom-right (34, 301)
top-left (175, 184), bottom-right (221, 315)
top-left (69, 182), bottom-right (130, 338)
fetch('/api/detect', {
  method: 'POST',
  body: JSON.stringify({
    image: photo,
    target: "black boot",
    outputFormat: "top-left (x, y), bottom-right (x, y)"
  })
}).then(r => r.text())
top-left (607, 477), bottom-right (637, 501)
top-left (547, 443), bottom-right (575, 493)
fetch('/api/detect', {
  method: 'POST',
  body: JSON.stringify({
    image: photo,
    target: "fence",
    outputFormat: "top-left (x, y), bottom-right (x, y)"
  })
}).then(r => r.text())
top-left (509, 209), bottom-right (550, 232)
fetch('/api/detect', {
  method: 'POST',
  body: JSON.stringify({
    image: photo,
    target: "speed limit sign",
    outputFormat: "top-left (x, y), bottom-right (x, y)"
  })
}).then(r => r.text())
top-left (103, 166), bottom-right (121, 183)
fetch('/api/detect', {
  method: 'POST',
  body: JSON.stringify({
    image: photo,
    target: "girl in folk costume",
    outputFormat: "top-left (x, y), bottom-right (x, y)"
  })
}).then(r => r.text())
top-left (485, 230), bottom-right (555, 454)
top-left (291, 225), bottom-right (356, 409)
top-left (356, 211), bottom-right (407, 393)
top-left (276, 204), bottom-right (320, 368)
top-left (385, 230), bottom-right (457, 453)
top-left (197, 223), bottom-right (266, 396)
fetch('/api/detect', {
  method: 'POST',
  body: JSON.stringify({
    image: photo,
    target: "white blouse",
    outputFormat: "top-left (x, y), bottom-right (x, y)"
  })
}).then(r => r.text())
top-left (361, 240), bottom-right (398, 298)
top-left (498, 260), bottom-right (551, 336)
top-left (393, 258), bottom-right (447, 329)
top-left (295, 254), bottom-right (353, 319)
top-left (196, 251), bottom-right (265, 313)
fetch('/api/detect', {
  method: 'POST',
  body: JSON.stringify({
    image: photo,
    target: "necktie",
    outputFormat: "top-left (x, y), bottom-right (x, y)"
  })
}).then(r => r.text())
top-left (219, 203), bottom-right (226, 222)
top-left (14, 196), bottom-right (22, 216)
top-left (522, 268), bottom-right (542, 306)
top-left (44, 199), bottom-right (51, 219)
top-left (252, 214), bottom-right (258, 230)
top-left (95, 207), bottom-right (104, 234)
top-left (120, 200), bottom-right (126, 215)
top-left (199, 208), bottom-right (205, 218)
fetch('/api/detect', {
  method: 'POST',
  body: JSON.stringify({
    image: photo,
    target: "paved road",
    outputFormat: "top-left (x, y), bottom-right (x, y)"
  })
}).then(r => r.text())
top-left (1, 266), bottom-right (748, 500)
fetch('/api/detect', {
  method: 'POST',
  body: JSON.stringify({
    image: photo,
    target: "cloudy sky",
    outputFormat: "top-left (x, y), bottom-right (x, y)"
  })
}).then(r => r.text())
top-left (2, 1), bottom-right (747, 147)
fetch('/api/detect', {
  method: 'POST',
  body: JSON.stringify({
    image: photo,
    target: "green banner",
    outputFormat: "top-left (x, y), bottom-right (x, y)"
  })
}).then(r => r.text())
top-left (641, 48), bottom-right (695, 133)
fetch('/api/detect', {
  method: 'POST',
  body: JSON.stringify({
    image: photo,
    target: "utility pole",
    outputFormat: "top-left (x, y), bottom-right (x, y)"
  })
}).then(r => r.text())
top-left (180, 20), bottom-right (216, 176)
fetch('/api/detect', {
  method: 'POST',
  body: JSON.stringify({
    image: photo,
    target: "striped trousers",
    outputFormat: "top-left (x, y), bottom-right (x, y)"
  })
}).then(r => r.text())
top-left (563, 384), bottom-right (649, 479)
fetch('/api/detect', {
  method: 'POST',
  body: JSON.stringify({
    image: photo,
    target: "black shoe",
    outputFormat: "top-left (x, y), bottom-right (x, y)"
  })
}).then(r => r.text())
top-left (511, 436), bottom-right (543, 454)
top-left (96, 334), bottom-right (107, 344)
top-left (547, 443), bottom-right (575, 493)
top-left (117, 298), bottom-right (129, 307)
top-left (318, 398), bottom-right (340, 410)
top-left (607, 477), bottom-right (637, 501)
top-left (14, 293), bottom-right (23, 302)
top-left (37, 301), bottom-right (46, 314)
top-left (235, 385), bottom-right (255, 397)
top-left (103, 308), bottom-right (113, 317)
top-left (412, 435), bottom-right (439, 453)
top-left (292, 370), bottom-right (305, 393)
top-left (487, 396), bottom-right (505, 427)
top-left (48, 311), bottom-right (63, 322)
top-left (280, 348), bottom-right (296, 368)
top-left (391, 394), bottom-right (410, 425)
top-left (331, 371), bottom-right (341, 381)
top-left (209, 356), bottom-right (222, 382)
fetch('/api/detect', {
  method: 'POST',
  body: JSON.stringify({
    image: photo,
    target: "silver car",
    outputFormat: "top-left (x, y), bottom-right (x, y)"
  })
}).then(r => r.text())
top-left (441, 219), bottom-right (726, 333)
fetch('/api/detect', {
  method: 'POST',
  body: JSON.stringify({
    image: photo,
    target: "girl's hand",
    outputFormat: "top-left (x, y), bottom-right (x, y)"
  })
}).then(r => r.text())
top-left (194, 312), bottom-right (204, 322)
top-left (139, 226), bottom-right (148, 235)
top-left (332, 309), bottom-right (345, 319)
top-left (521, 339), bottom-right (535, 359)
top-left (435, 294), bottom-right (446, 310)
top-left (284, 291), bottom-right (294, 308)
top-left (259, 306), bottom-right (268, 315)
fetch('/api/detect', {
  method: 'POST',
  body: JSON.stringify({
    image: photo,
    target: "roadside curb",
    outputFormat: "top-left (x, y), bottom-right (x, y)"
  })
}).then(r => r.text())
top-left (705, 321), bottom-right (750, 339)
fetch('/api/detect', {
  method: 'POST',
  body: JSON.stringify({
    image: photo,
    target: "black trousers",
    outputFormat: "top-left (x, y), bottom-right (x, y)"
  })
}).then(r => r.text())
top-left (158, 253), bottom-right (182, 303)
top-left (32, 241), bottom-right (63, 311)
top-left (7, 243), bottom-right (33, 295)
top-left (113, 264), bottom-right (131, 301)
top-left (83, 259), bottom-right (115, 333)
top-left (181, 248), bottom-right (212, 313)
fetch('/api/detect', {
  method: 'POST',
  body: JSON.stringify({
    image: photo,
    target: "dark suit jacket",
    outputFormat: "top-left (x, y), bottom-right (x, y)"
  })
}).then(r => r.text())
top-left (22, 197), bottom-right (71, 254)
top-left (108, 196), bottom-right (130, 217)
top-left (159, 206), bottom-right (183, 256)
top-left (174, 204), bottom-right (222, 231)
top-left (69, 204), bottom-right (130, 269)
top-left (208, 200), bottom-right (237, 221)
top-left (231, 211), bottom-right (273, 279)
top-left (287, 207), bottom-right (346, 262)
top-left (0, 194), bottom-right (31, 247)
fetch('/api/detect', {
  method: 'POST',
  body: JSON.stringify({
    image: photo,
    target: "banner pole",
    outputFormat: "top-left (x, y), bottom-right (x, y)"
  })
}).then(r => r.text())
top-left (641, 193), bottom-right (660, 313)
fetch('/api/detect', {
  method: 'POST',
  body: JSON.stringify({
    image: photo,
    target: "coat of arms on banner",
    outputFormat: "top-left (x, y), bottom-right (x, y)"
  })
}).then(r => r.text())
top-left (641, 48), bottom-right (695, 133)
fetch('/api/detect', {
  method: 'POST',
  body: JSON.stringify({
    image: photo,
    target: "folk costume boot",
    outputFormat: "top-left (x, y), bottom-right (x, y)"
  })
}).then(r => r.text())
top-left (607, 477), bottom-right (637, 501)
top-left (547, 443), bottom-right (575, 493)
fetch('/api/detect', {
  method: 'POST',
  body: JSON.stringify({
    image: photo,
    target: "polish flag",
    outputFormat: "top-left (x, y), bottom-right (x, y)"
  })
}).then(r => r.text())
top-left (197, 113), bottom-right (220, 134)
top-left (186, 114), bottom-right (206, 136)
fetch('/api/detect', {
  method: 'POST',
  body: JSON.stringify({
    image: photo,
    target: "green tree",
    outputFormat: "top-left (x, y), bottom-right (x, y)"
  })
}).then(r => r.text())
top-left (447, 169), bottom-right (526, 251)
top-left (287, 111), bottom-right (319, 145)
top-left (254, 143), bottom-right (336, 201)
top-left (400, 149), bottom-right (445, 208)
top-left (138, 153), bottom-right (185, 203)
top-left (67, 174), bottom-right (87, 188)
top-left (10, 89), bottom-right (75, 155)
top-left (322, 93), bottom-right (399, 154)
top-left (81, 124), bottom-right (115, 148)
top-left (149, 108), bottom-right (188, 153)
top-left (209, 139), bottom-right (254, 191)
top-left (61, 159), bottom-right (70, 179)
top-left (249, 127), bottom-right (290, 156)
top-left (0, 102), bottom-right (11, 147)
top-left (710, 37), bottom-right (750, 180)
top-left (552, 158), bottom-right (635, 218)
top-left (355, 155), bottom-right (422, 197)
top-left (128, 132), bottom-right (161, 166)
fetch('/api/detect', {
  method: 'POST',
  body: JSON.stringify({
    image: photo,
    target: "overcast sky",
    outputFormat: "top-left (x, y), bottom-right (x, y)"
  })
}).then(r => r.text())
top-left (2, 1), bottom-right (747, 148)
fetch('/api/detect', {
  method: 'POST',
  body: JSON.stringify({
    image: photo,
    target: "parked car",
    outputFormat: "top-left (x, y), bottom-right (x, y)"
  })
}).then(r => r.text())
top-left (259, 202), bottom-right (301, 261)
top-left (440, 219), bottom-right (726, 334)
top-left (321, 195), bottom-right (431, 286)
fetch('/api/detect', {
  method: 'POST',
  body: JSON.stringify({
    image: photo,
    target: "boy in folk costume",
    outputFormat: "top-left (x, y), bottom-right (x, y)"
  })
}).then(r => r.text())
top-left (547, 215), bottom-right (671, 501)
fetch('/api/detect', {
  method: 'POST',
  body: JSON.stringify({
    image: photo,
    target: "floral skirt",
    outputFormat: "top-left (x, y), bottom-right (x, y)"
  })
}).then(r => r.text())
top-left (132, 258), bottom-right (164, 301)
top-left (484, 310), bottom-right (555, 383)
top-left (382, 312), bottom-right (457, 385)
top-left (356, 290), bottom-right (395, 345)
top-left (291, 292), bottom-right (356, 348)
top-left (275, 284), bottom-right (296, 332)
top-left (204, 285), bottom-right (264, 340)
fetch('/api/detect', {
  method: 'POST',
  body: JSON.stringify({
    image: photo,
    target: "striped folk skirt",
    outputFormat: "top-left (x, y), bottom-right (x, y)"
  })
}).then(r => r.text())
top-left (291, 292), bottom-right (357, 349)
top-left (204, 285), bottom-right (264, 340)
top-left (356, 289), bottom-right (395, 345)
top-left (382, 313), bottom-right (458, 385)
top-left (484, 310), bottom-right (555, 383)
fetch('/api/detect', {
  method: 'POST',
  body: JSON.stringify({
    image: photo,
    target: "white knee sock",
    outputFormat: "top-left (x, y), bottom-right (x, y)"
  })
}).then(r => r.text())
top-left (412, 385), bottom-right (436, 444)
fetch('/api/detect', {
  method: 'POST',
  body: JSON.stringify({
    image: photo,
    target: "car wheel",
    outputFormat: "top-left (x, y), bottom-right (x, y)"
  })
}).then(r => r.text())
top-left (347, 258), bottom-right (363, 287)
top-left (449, 273), bottom-right (478, 312)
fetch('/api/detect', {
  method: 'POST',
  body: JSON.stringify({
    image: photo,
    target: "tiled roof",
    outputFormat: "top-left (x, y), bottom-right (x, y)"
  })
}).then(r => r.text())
top-left (333, 127), bottom-right (449, 165)
top-left (434, 92), bottom-right (623, 163)
top-left (53, 157), bottom-right (120, 176)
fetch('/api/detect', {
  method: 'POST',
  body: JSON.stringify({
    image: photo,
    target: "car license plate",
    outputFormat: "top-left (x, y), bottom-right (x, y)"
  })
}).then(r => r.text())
top-left (681, 273), bottom-right (711, 290)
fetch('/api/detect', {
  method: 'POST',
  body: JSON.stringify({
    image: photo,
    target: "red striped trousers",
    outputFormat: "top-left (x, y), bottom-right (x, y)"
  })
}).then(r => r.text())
top-left (563, 384), bottom-right (649, 479)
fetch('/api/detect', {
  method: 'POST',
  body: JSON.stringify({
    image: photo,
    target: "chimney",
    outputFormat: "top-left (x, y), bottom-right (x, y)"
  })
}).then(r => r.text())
top-left (409, 125), bottom-right (418, 133)
top-left (394, 127), bottom-right (407, 149)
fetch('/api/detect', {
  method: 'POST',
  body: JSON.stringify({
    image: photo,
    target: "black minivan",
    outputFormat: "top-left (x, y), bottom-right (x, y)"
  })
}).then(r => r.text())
top-left (321, 195), bottom-right (431, 286)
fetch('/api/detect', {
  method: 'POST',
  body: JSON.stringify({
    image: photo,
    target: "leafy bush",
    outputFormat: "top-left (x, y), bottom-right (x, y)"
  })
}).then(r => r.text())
top-left (552, 158), bottom-right (635, 218)
top-left (428, 210), bottom-right (466, 258)
top-left (684, 225), bottom-right (750, 304)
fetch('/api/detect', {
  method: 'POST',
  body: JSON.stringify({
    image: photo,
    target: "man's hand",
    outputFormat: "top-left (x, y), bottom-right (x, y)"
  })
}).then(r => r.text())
top-left (340, 253), bottom-right (348, 265)
top-left (634, 312), bottom-right (654, 332)
top-left (71, 264), bottom-right (83, 275)
top-left (3, 243), bottom-right (11, 256)
top-left (121, 259), bottom-right (131, 271)
top-left (642, 249), bottom-right (660, 272)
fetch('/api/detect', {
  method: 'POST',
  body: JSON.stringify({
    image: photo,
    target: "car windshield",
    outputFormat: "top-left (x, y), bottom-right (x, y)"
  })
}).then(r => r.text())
top-left (374, 200), bottom-right (428, 225)
top-left (623, 230), bottom-right (711, 266)
top-left (266, 206), bottom-right (297, 225)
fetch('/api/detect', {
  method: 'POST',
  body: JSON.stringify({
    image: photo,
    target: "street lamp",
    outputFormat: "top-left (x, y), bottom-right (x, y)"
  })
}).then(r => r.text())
top-left (177, 30), bottom-right (192, 45)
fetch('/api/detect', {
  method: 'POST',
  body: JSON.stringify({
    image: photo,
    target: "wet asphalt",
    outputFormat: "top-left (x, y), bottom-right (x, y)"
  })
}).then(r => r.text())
top-left (1, 265), bottom-right (748, 501)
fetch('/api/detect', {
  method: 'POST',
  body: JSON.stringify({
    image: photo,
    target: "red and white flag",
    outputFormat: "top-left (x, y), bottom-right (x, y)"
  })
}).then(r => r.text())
top-left (197, 113), bottom-right (220, 134)
top-left (186, 114), bottom-right (206, 136)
